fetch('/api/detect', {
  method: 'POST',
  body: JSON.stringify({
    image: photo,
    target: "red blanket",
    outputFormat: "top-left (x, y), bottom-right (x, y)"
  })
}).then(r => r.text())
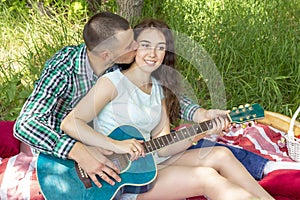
top-left (0, 143), bottom-right (44, 200)
top-left (187, 122), bottom-right (300, 200)
top-left (217, 123), bottom-right (292, 161)
top-left (1, 121), bottom-right (299, 199)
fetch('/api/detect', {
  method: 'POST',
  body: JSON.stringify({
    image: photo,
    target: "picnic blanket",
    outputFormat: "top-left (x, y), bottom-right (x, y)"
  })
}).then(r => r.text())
top-left (1, 121), bottom-right (300, 200)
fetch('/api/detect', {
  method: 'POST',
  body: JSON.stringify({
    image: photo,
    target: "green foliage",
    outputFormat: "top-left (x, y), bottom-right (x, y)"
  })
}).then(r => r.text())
top-left (2, 0), bottom-right (88, 18)
top-left (0, 1), bottom-right (84, 120)
top-left (149, 0), bottom-right (300, 116)
top-left (1, 0), bottom-right (299, 120)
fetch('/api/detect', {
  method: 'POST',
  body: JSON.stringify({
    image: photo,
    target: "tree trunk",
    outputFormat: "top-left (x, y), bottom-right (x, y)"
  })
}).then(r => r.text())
top-left (116, 0), bottom-right (144, 24)
top-left (87, 0), bottom-right (100, 13)
top-left (87, 0), bottom-right (110, 14)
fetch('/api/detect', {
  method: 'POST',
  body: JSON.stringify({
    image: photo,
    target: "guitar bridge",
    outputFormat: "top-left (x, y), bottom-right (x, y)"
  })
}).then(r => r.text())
top-left (74, 162), bottom-right (92, 188)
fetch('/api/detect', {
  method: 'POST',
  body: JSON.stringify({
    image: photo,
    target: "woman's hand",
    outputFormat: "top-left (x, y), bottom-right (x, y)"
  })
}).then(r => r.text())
top-left (112, 139), bottom-right (145, 161)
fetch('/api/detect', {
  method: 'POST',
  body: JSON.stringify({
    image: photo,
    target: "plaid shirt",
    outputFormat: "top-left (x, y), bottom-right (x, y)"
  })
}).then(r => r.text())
top-left (14, 44), bottom-right (200, 159)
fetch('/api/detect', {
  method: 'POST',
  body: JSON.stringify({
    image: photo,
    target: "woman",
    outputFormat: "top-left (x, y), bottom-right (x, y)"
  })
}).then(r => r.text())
top-left (61, 19), bottom-right (274, 200)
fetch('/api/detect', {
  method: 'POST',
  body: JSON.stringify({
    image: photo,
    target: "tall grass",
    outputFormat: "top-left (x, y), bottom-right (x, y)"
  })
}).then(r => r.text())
top-left (0, 2), bottom-right (85, 120)
top-left (154, 0), bottom-right (300, 116)
top-left (1, 0), bottom-right (299, 120)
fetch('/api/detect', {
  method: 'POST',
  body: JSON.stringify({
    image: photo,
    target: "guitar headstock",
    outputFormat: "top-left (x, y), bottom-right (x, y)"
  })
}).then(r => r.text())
top-left (228, 103), bottom-right (264, 123)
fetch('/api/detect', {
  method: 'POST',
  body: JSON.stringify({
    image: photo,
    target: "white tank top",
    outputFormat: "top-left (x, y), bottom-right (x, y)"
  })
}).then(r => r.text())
top-left (94, 69), bottom-right (164, 140)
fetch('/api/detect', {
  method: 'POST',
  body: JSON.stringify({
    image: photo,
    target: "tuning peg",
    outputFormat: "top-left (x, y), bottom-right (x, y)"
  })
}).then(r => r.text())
top-left (246, 115), bottom-right (251, 120)
top-left (239, 105), bottom-right (246, 112)
top-left (246, 103), bottom-right (253, 110)
top-left (241, 123), bottom-right (247, 129)
top-left (232, 107), bottom-right (239, 113)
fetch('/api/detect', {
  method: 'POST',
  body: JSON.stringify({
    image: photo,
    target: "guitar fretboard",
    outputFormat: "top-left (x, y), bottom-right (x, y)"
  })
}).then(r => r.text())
top-left (143, 119), bottom-right (214, 154)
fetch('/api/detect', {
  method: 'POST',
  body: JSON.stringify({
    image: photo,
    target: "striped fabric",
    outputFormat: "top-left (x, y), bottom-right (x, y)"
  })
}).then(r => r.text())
top-left (216, 122), bottom-right (293, 162)
top-left (0, 144), bottom-right (44, 200)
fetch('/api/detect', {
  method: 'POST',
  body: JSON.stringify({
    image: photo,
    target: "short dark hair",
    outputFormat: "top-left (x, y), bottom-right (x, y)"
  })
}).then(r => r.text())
top-left (83, 12), bottom-right (130, 51)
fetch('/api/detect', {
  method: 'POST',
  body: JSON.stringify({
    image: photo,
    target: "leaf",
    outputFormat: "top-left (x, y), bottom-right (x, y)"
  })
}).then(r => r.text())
top-left (6, 80), bottom-right (18, 102)
top-left (71, 2), bottom-right (83, 12)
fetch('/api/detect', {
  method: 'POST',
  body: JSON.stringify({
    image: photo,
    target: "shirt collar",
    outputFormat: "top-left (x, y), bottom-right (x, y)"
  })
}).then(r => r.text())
top-left (74, 44), bottom-right (87, 74)
top-left (76, 45), bottom-right (122, 81)
top-left (85, 53), bottom-right (95, 81)
top-left (74, 44), bottom-right (97, 82)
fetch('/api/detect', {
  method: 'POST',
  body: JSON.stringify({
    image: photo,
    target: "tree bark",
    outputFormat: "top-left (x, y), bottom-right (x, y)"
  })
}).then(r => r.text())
top-left (116, 0), bottom-right (144, 24)
top-left (87, 0), bottom-right (99, 13)
top-left (87, 0), bottom-right (110, 14)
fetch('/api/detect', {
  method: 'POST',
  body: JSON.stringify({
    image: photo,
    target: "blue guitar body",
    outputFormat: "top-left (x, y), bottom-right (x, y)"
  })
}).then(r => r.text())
top-left (37, 125), bottom-right (157, 200)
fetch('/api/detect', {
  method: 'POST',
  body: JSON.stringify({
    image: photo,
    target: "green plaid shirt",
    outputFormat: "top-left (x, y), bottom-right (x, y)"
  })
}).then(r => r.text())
top-left (14, 44), bottom-right (200, 159)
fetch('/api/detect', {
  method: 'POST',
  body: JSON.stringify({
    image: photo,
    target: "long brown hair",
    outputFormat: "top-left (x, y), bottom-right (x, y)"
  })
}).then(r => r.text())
top-left (134, 19), bottom-right (182, 124)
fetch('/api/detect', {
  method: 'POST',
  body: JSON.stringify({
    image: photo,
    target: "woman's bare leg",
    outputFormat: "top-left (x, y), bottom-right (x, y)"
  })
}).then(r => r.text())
top-left (162, 146), bottom-right (274, 200)
top-left (137, 165), bottom-right (257, 200)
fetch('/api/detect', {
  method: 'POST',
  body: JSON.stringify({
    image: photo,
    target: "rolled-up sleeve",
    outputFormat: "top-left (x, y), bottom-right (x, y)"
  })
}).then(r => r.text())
top-left (13, 67), bottom-right (76, 159)
top-left (179, 95), bottom-right (201, 121)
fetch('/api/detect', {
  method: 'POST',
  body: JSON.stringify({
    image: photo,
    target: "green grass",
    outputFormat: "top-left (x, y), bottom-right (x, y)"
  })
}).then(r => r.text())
top-left (1, 0), bottom-right (299, 120)
top-left (155, 0), bottom-right (300, 116)
top-left (0, 2), bottom-right (85, 120)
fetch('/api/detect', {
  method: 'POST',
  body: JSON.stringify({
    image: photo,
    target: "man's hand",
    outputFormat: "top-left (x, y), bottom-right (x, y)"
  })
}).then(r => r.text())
top-left (68, 142), bottom-right (121, 188)
top-left (192, 108), bottom-right (230, 143)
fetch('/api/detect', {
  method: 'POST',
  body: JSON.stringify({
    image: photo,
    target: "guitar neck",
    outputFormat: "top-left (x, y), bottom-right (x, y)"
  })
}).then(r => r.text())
top-left (142, 103), bottom-right (264, 154)
top-left (142, 119), bottom-right (215, 154)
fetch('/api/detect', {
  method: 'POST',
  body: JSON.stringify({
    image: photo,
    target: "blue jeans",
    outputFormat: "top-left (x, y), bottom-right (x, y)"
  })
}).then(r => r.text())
top-left (188, 139), bottom-right (269, 180)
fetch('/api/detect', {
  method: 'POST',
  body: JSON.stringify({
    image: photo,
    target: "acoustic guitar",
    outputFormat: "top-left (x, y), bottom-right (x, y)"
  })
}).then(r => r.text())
top-left (37, 103), bottom-right (264, 200)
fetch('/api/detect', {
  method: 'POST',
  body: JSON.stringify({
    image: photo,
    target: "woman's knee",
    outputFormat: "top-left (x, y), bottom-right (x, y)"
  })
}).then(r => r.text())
top-left (193, 167), bottom-right (227, 190)
top-left (210, 146), bottom-right (235, 160)
top-left (193, 166), bottom-right (220, 183)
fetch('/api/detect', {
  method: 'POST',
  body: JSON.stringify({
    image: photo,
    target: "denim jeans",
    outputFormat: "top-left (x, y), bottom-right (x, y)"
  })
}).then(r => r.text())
top-left (188, 139), bottom-right (269, 180)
